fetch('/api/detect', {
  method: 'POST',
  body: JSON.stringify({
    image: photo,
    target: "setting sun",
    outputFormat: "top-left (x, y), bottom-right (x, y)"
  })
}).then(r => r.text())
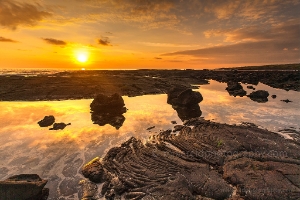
top-left (77, 53), bottom-right (88, 63)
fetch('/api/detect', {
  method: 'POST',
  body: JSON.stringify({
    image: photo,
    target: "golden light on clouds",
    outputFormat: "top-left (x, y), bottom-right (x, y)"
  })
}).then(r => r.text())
top-left (0, 0), bottom-right (299, 69)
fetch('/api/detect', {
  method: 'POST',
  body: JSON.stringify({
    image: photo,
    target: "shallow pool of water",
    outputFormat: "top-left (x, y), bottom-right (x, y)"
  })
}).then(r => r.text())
top-left (0, 80), bottom-right (299, 199)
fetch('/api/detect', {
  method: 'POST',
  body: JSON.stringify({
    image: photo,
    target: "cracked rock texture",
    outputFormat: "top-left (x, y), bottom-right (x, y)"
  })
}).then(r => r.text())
top-left (82, 118), bottom-right (300, 199)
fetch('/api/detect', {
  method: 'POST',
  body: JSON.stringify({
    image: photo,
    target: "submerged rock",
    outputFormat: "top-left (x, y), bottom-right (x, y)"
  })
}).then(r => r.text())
top-left (0, 174), bottom-right (49, 200)
top-left (49, 122), bottom-right (71, 130)
top-left (248, 90), bottom-right (269, 103)
top-left (38, 115), bottom-right (55, 127)
top-left (82, 118), bottom-right (300, 199)
top-left (226, 82), bottom-right (247, 97)
top-left (90, 93), bottom-right (127, 129)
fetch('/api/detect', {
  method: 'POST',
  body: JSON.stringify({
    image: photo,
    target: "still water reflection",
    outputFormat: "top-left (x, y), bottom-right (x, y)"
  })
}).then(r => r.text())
top-left (0, 80), bottom-right (299, 199)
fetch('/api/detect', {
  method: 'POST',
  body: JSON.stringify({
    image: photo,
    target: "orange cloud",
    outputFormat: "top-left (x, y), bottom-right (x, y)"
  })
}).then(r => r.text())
top-left (0, 0), bottom-right (51, 30)
top-left (42, 38), bottom-right (67, 46)
top-left (0, 36), bottom-right (18, 43)
top-left (98, 37), bottom-right (112, 46)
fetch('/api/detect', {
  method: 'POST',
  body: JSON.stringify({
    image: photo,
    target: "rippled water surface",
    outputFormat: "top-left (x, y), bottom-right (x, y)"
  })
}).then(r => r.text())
top-left (0, 80), bottom-right (299, 199)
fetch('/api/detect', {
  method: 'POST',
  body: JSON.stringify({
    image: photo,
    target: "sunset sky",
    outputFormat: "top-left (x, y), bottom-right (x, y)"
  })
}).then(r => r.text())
top-left (0, 0), bottom-right (299, 70)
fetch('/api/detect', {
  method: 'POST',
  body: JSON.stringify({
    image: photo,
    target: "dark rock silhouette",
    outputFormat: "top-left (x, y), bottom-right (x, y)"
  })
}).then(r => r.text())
top-left (38, 115), bottom-right (55, 127)
top-left (167, 86), bottom-right (203, 106)
top-left (0, 174), bottom-right (49, 200)
top-left (0, 66), bottom-right (299, 101)
top-left (90, 93), bottom-right (126, 129)
top-left (81, 118), bottom-right (300, 200)
top-left (167, 86), bottom-right (203, 121)
top-left (248, 90), bottom-right (269, 103)
top-left (91, 93), bottom-right (126, 114)
top-left (271, 94), bottom-right (277, 99)
top-left (49, 122), bottom-right (71, 130)
top-left (226, 82), bottom-right (247, 97)
top-left (281, 99), bottom-right (292, 103)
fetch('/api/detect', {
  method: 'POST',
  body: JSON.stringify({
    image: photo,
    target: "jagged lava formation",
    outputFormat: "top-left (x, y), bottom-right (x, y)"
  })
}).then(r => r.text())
top-left (81, 118), bottom-right (300, 200)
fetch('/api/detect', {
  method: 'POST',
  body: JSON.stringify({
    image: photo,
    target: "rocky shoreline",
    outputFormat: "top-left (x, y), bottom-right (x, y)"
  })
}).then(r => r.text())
top-left (0, 65), bottom-right (299, 101)
top-left (0, 64), bottom-right (299, 199)
top-left (81, 117), bottom-right (300, 200)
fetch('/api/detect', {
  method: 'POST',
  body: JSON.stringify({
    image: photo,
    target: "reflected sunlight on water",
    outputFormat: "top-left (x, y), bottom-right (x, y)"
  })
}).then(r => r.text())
top-left (198, 80), bottom-right (300, 133)
top-left (0, 80), bottom-right (299, 199)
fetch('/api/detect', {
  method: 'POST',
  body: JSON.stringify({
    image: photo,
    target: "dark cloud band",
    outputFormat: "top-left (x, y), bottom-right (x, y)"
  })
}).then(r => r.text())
top-left (42, 38), bottom-right (67, 45)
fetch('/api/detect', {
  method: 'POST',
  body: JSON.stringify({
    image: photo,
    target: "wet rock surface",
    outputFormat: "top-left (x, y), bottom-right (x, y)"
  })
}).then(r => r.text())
top-left (79, 180), bottom-right (98, 200)
top-left (0, 174), bottom-right (49, 200)
top-left (247, 90), bottom-right (269, 103)
top-left (38, 115), bottom-right (55, 127)
top-left (82, 118), bottom-right (300, 200)
top-left (90, 93), bottom-right (127, 129)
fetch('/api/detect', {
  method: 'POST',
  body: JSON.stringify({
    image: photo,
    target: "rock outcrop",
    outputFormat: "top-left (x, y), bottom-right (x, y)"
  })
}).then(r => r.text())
top-left (81, 118), bottom-right (300, 199)
top-left (0, 174), bottom-right (48, 200)
top-left (167, 86), bottom-right (203, 106)
top-left (226, 82), bottom-right (247, 97)
top-left (38, 115), bottom-right (55, 127)
top-left (90, 93), bottom-right (127, 129)
top-left (167, 86), bottom-right (203, 121)
top-left (247, 90), bottom-right (269, 103)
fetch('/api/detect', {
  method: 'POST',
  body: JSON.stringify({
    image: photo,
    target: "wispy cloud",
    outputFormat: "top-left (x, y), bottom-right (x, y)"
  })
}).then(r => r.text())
top-left (42, 38), bottom-right (67, 46)
top-left (140, 42), bottom-right (199, 48)
top-left (204, 20), bottom-right (300, 43)
top-left (0, 36), bottom-right (18, 43)
top-left (98, 37), bottom-right (112, 46)
top-left (0, 0), bottom-right (51, 30)
top-left (162, 21), bottom-right (300, 65)
top-left (196, 0), bottom-right (300, 21)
